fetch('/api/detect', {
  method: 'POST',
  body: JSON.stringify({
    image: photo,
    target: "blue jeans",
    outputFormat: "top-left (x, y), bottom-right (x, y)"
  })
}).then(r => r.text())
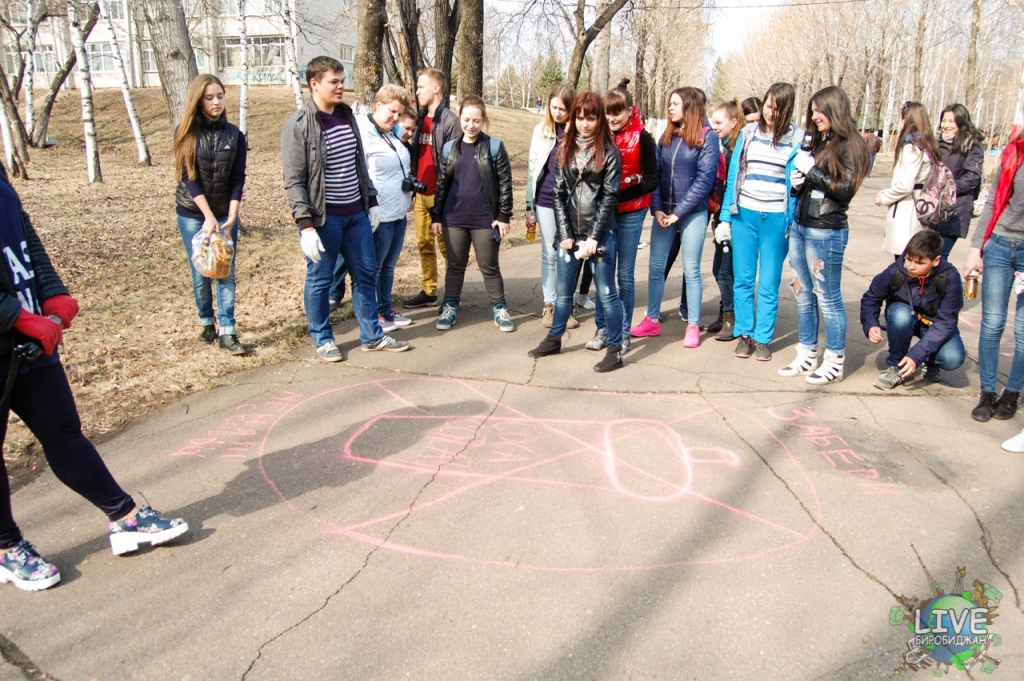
top-left (595, 209), bottom-right (644, 339)
top-left (978, 234), bottom-right (1024, 393)
top-left (731, 207), bottom-right (788, 343)
top-left (177, 215), bottom-right (238, 335)
top-left (304, 213), bottom-right (381, 347)
top-left (941, 235), bottom-right (957, 260)
top-left (374, 218), bottom-right (407, 316)
top-left (885, 302), bottom-right (965, 369)
top-left (331, 254), bottom-right (348, 303)
top-left (550, 231), bottom-right (623, 347)
top-left (536, 206), bottom-right (558, 304)
top-left (788, 223), bottom-right (848, 353)
top-left (646, 210), bottom-right (707, 324)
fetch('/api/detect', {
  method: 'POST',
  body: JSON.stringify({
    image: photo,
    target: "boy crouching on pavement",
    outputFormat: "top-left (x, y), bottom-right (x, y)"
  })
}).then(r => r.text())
top-left (861, 230), bottom-right (965, 390)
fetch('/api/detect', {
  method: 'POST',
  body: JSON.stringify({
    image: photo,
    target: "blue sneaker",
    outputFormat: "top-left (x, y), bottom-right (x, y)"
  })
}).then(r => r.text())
top-left (109, 506), bottom-right (189, 556)
top-left (493, 305), bottom-right (515, 332)
top-left (0, 540), bottom-right (60, 591)
top-left (436, 303), bottom-right (458, 330)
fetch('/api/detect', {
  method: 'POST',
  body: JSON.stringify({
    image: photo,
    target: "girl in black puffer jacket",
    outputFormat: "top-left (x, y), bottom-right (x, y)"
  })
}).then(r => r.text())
top-left (936, 103), bottom-right (985, 258)
top-left (529, 92), bottom-right (625, 373)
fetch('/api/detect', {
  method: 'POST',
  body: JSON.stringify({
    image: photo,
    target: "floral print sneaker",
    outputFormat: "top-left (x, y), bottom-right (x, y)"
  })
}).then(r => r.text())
top-left (109, 506), bottom-right (189, 556)
top-left (0, 540), bottom-right (61, 591)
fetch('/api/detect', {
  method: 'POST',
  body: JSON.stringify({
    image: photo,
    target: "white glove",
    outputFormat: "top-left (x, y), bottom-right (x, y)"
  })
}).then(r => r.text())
top-left (300, 228), bottom-right (325, 263)
top-left (790, 167), bottom-right (806, 188)
top-left (714, 223), bottom-right (732, 244)
top-left (793, 151), bottom-right (814, 174)
top-left (369, 206), bottom-right (381, 230)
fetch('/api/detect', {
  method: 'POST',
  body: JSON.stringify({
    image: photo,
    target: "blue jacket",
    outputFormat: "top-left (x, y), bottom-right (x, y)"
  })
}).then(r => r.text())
top-left (650, 128), bottom-right (719, 219)
top-left (718, 122), bottom-right (801, 227)
top-left (859, 258), bottom-right (963, 366)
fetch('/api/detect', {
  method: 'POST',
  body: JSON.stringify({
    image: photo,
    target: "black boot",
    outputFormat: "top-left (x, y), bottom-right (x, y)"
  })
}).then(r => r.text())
top-left (993, 390), bottom-right (1020, 420)
top-left (528, 335), bottom-right (561, 358)
top-left (704, 307), bottom-right (724, 334)
top-left (715, 311), bottom-right (735, 342)
top-left (199, 324), bottom-right (217, 343)
top-left (219, 334), bottom-right (247, 356)
top-left (593, 346), bottom-right (623, 373)
top-left (971, 392), bottom-right (998, 422)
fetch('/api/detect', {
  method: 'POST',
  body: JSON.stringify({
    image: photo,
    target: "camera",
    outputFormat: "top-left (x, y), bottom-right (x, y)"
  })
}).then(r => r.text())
top-left (402, 175), bottom-right (428, 194)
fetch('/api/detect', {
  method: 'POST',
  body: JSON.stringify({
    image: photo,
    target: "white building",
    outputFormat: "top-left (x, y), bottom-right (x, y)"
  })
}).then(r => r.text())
top-left (3, 0), bottom-right (357, 90)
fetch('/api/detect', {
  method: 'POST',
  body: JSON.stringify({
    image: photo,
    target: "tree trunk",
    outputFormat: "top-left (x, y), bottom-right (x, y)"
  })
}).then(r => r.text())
top-left (282, 0), bottom-right (303, 108)
top-left (912, 0), bottom-right (927, 101)
top-left (0, 64), bottom-right (31, 165)
top-left (138, 0), bottom-right (198, 131)
top-left (591, 1), bottom-right (611, 95)
top-left (33, 4), bottom-right (99, 147)
top-left (565, 0), bottom-right (629, 89)
top-left (354, 0), bottom-right (387, 106)
top-left (434, 0), bottom-right (459, 99)
top-left (24, 0), bottom-right (37, 140)
top-left (0, 96), bottom-right (27, 179)
top-left (238, 0), bottom-right (249, 134)
top-left (99, 0), bottom-right (151, 165)
top-left (68, 0), bottom-right (101, 182)
top-left (965, 0), bottom-right (981, 111)
top-left (634, 17), bottom-right (647, 116)
top-left (455, 0), bottom-right (482, 99)
top-left (396, 0), bottom-right (421, 87)
top-left (383, 29), bottom-right (404, 86)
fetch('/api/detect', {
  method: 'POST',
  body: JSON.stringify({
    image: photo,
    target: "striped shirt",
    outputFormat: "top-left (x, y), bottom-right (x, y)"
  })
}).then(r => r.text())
top-left (738, 126), bottom-right (797, 212)
top-left (317, 110), bottom-right (362, 214)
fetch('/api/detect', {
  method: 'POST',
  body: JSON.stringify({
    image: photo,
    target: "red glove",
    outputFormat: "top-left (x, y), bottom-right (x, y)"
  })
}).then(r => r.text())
top-left (42, 294), bottom-right (79, 329)
top-left (12, 309), bottom-right (62, 355)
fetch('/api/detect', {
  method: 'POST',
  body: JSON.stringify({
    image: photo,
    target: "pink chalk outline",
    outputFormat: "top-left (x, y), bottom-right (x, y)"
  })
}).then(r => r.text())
top-left (255, 377), bottom-right (823, 572)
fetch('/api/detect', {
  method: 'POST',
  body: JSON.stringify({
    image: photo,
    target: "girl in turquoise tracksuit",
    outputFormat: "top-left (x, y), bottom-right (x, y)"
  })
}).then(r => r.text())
top-left (715, 82), bottom-right (801, 362)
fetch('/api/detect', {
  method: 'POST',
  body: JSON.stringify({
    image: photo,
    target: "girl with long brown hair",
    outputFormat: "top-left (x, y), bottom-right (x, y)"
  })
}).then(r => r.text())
top-left (782, 85), bottom-right (871, 385)
top-left (529, 92), bottom-right (625, 372)
top-left (875, 101), bottom-right (938, 258)
top-left (629, 87), bottom-right (720, 349)
top-left (172, 74), bottom-right (247, 355)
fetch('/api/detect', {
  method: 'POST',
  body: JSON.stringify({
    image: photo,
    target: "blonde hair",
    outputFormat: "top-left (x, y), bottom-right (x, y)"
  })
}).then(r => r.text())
top-left (173, 74), bottom-right (226, 181)
top-left (374, 84), bottom-right (411, 108)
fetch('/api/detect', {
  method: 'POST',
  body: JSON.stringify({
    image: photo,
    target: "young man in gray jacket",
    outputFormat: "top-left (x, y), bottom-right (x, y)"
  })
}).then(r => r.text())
top-left (281, 56), bottom-right (411, 361)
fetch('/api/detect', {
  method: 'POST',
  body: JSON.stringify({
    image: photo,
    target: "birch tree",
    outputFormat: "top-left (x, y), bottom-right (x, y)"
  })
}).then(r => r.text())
top-left (68, 0), bottom-right (101, 182)
top-left (238, 0), bottom-right (249, 134)
top-left (23, 0), bottom-right (35, 140)
top-left (98, 0), bottom-right (150, 165)
top-left (282, 0), bottom-right (303, 109)
top-left (0, 89), bottom-right (25, 178)
top-left (32, 2), bottom-right (99, 146)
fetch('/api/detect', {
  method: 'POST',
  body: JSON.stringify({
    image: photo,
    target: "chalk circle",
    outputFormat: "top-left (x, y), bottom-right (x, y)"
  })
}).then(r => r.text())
top-left (257, 377), bottom-right (822, 573)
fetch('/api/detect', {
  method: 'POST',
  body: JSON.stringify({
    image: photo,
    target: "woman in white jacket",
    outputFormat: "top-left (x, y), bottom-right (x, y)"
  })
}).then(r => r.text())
top-left (526, 83), bottom-right (577, 328)
top-left (357, 84), bottom-right (415, 332)
top-left (876, 102), bottom-right (938, 258)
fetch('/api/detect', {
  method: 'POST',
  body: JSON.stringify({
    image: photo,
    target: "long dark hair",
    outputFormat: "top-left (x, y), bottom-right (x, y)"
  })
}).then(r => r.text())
top-left (741, 97), bottom-right (762, 119)
top-left (559, 92), bottom-right (614, 169)
top-left (804, 86), bottom-right (871, 192)
top-left (896, 101), bottom-right (941, 165)
top-left (939, 103), bottom-right (984, 155)
top-left (759, 83), bottom-right (795, 146)
top-left (661, 87), bottom-right (705, 148)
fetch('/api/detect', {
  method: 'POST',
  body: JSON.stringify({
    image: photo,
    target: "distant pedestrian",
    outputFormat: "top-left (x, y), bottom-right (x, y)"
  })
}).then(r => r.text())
top-left (430, 96), bottom-right (516, 333)
top-left (962, 126), bottom-right (1024, 439)
top-left (0, 163), bottom-right (188, 592)
top-left (783, 85), bottom-right (871, 384)
top-left (281, 56), bottom-right (410, 362)
top-left (864, 129), bottom-right (882, 175)
top-left (876, 101), bottom-right (938, 259)
top-left (935, 103), bottom-right (985, 258)
top-left (172, 74), bottom-right (247, 356)
top-left (536, 97), bottom-right (543, 114)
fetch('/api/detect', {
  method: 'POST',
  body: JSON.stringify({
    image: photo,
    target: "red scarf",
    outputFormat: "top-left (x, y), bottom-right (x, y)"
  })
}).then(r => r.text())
top-left (983, 138), bottom-right (1024, 250)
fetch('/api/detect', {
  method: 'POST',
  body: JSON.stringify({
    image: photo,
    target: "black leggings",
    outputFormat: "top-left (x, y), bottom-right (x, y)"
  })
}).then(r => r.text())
top-left (442, 226), bottom-right (507, 306)
top-left (0, 362), bottom-right (134, 548)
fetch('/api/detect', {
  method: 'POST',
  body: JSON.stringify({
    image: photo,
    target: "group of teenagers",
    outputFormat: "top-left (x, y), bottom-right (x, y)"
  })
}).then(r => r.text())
top-left (3, 55), bottom-right (1024, 592)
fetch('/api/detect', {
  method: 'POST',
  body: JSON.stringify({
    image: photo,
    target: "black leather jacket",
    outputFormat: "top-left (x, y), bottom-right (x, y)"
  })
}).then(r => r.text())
top-left (553, 141), bottom-right (622, 243)
top-left (430, 133), bottom-right (514, 224)
top-left (0, 165), bottom-right (69, 358)
top-left (795, 139), bottom-right (859, 230)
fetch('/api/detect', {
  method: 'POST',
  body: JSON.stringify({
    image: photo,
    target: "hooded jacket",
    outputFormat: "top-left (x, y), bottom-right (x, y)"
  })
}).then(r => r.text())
top-left (718, 122), bottom-right (801, 226)
top-left (614, 106), bottom-right (658, 214)
top-left (860, 256), bottom-right (963, 366)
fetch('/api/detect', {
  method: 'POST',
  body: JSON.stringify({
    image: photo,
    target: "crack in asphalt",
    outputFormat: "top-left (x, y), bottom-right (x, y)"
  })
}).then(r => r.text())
top-left (0, 632), bottom-right (60, 681)
top-left (240, 383), bottom-right (510, 680)
top-left (855, 396), bottom-right (1024, 615)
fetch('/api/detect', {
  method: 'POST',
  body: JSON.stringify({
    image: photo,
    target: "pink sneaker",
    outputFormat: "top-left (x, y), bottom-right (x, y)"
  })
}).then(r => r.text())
top-left (630, 316), bottom-right (661, 338)
top-left (683, 323), bottom-right (701, 348)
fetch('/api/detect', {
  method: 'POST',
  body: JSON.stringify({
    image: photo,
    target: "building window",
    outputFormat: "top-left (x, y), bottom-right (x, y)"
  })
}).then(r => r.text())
top-left (339, 45), bottom-right (354, 62)
top-left (141, 41), bottom-right (157, 72)
top-left (218, 35), bottom-right (285, 69)
top-left (214, 0), bottom-right (236, 16)
top-left (33, 46), bottom-right (56, 73)
top-left (87, 42), bottom-right (117, 72)
top-left (103, 0), bottom-right (126, 20)
top-left (263, 0), bottom-right (282, 13)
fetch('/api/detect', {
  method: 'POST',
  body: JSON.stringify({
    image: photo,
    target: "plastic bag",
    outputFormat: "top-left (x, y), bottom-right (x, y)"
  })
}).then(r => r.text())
top-left (191, 229), bottom-right (234, 279)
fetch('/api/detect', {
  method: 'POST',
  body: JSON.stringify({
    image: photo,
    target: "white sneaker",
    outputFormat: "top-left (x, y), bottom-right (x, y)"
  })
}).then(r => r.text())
top-left (806, 350), bottom-right (844, 385)
top-left (378, 315), bottom-right (397, 333)
top-left (778, 346), bottom-right (818, 377)
top-left (574, 293), bottom-right (595, 310)
top-left (1002, 429), bottom-right (1024, 453)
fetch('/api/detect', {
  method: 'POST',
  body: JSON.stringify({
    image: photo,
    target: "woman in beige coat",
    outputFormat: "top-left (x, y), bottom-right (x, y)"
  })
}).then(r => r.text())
top-left (875, 102), bottom-right (939, 258)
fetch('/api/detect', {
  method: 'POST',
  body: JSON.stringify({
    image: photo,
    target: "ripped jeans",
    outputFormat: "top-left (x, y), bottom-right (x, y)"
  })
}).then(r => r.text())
top-left (788, 223), bottom-right (848, 353)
